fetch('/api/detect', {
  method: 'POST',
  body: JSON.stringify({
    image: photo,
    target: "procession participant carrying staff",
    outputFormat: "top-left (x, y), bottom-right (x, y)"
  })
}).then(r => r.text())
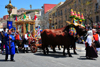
top-left (92, 29), bottom-right (100, 51)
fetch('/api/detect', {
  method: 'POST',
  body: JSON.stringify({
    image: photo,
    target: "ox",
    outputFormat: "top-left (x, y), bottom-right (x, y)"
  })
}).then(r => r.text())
top-left (41, 25), bottom-right (86, 57)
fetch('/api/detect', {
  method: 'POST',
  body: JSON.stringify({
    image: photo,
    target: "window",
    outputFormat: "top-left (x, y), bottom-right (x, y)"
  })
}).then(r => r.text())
top-left (95, 3), bottom-right (99, 12)
top-left (66, 23), bottom-right (67, 25)
top-left (74, 1), bottom-right (77, 8)
top-left (59, 20), bottom-right (60, 24)
top-left (61, 10), bottom-right (62, 16)
top-left (96, 16), bottom-right (99, 23)
top-left (65, 15), bottom-right (67, 21)
top-left (79, 0), bottom-right (80, 3)
top-left (83, 0), bottom-right (86, 3)
top-left (65, 9), bottom-right (67, 14)
top-left (55, 12), bottom-right (57, 17)
top-left (62, 25), bottom-right (63, 28)
top-left (59, 25), bottom-right (60, 28)
top-left (58, 11), bottom-right (59, 16)
top-left (56, 26), bottom-right (57, 29)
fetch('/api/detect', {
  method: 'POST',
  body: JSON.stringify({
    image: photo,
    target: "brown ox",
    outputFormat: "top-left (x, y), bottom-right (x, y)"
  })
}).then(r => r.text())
top-left (41, 25), bottom-right (86, 57)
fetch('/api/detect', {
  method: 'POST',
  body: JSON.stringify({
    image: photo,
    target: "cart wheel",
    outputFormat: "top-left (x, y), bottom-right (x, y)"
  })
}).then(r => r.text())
top-left (30, 45), bottom-right (37, 53)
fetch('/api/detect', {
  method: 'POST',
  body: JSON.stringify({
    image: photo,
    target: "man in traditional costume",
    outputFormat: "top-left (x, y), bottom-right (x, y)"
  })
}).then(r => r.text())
top-left (22, 31), bottom-right (31, 53)
top-left (5, 29), bottom-right (15, 61)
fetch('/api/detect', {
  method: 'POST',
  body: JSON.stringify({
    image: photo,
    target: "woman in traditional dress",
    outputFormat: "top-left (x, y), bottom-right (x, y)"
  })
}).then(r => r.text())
top-left (85, 30), bottom-right (98, 59)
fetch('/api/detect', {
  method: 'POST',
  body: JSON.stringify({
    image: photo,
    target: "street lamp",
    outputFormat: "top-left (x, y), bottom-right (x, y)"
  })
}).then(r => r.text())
top-left (49, 17), bottom-right (52, 29)
top-left (5, 0), bottom-right (15, 21)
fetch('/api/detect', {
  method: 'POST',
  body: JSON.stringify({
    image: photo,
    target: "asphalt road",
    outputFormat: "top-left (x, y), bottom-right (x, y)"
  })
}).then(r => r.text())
top-left (0, 43), bottom-right (100, 67)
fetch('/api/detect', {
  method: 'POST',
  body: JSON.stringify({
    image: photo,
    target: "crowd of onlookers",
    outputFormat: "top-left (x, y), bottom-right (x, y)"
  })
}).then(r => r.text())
top-left (77, 23), bottom-right (100, 44)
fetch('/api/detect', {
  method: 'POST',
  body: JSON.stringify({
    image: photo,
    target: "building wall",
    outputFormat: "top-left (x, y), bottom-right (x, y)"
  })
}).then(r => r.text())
top-left (17, 8), bottom-right (41, 15)
top-left (49, 2), bottom-right (64, 29)
top-left (40, 4), bottom-right (57, 30)
top-left (11, 7), bottom-right (17, 15)
top-left (49, 0), bottom-right (100, 29)
top-left (3, 15), bottom-right (9, 20)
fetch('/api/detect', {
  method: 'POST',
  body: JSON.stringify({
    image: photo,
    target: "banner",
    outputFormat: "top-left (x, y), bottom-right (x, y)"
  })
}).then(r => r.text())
top-left (7, 21), bottom-right (13, 29)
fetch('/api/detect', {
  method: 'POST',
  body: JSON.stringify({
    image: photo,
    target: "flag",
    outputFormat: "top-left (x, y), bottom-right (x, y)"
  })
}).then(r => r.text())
top-left (15, 16), bottom-right (17, 21)
top-left (23, 14), bottom-right (26, 19)
top-left (7, 21), bottom-right (13, 29)
top-left (34, 15), bottom-right (37, 20)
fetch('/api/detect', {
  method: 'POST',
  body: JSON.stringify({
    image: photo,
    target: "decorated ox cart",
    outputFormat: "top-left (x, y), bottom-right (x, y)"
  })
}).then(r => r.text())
top-left (15, 13), bottom-right (42, 53)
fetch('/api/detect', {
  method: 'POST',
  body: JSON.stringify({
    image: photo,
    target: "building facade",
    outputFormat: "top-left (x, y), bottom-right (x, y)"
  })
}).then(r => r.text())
top-left (40, 4), bottom-right (56, 30)
top-left (49, 2), bottom-right (64, 29)
top-left (3, 15), bottom-right (9, 20)
top-left (17, 8), bottom-right (41, 15)
top-left (0, 18), bottom-right (3, 21)
top-left (11, 7), bottom-right (17, 15)
top-left (49, 0), bottom-right (100, 29)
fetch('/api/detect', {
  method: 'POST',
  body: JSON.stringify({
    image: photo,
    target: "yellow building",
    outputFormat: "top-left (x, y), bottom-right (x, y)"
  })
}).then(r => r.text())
top-left (50, 0), bottom-right (100, 29)
top-left (49, 2), bottom-right (64, 29)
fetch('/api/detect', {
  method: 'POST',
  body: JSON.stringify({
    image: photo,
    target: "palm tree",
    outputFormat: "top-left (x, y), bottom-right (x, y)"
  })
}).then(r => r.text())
top-left (30, 5), bottom-right (32, 10)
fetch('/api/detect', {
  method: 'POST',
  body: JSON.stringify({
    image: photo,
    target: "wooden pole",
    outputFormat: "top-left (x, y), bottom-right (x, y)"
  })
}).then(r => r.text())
top-left (33, 21), bottom-right (35, 38)
top-left (23, 23), bottom-right (26, 35)
top-left (28, 23), bottom-right (30, 32)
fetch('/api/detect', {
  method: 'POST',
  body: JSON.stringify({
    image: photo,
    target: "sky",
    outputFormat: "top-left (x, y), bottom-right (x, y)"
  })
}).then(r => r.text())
top-left (0, 0), bottom-right (65, 18)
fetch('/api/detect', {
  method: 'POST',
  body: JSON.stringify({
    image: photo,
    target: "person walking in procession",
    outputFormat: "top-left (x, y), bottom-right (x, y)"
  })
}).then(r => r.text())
top-left (92, 29), bottom-right (100, 52)
top-left (5, 29), bottom-right (15, 61)
top-left (85, 30), bottom-right (98, 59)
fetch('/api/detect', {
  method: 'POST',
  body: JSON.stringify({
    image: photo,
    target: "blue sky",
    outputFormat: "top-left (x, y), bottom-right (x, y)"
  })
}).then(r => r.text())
top-left (0, 0), bottom-right (65, 18)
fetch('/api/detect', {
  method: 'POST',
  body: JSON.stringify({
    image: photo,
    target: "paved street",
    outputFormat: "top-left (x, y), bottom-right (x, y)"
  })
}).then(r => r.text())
top-left (0, 43), bottom-right (100, 67)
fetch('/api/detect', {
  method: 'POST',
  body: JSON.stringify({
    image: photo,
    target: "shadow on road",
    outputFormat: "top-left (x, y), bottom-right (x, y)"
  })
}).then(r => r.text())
top-left (0, 59), bottom-right (6, 62)
top-left (0, 59), bottom-right (15, 62)
top-left (34, 51), bottom-right (78, 58)
top-left (77, 56), bottom-right (96, 60)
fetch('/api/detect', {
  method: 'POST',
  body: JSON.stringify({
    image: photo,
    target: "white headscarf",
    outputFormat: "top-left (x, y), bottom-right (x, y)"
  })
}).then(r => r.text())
top-left (86, 30), bottom-right (93, 46)
top-left (87, 30), bottom-right (93, 36)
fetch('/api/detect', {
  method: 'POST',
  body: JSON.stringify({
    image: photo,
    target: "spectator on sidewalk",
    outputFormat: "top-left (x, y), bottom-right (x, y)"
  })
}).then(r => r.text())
top-left (1, 28), bottom-right (7, 54)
